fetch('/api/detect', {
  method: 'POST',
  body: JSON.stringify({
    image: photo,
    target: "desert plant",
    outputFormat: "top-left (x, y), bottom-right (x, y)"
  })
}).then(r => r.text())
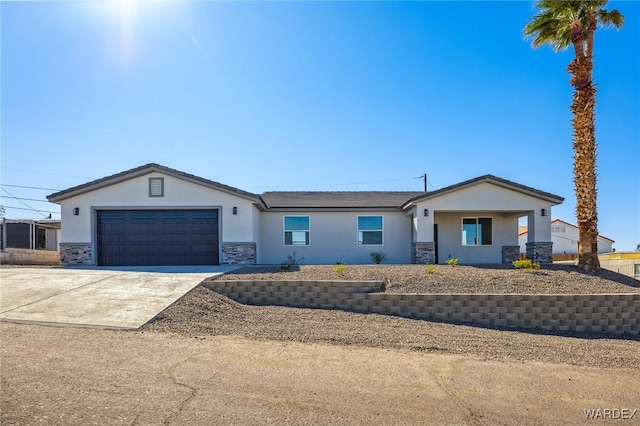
top-left (446, 257), bottom-right (458, 266)
top-left (285, 251), bottom-right (304, 266)
top-left (525, 0), bottom-right (624, 272)
top-left (425, 264), bottom-right (437, 275)
top-left (333, 263), bottom-right (347, 279)
top-left (280, 262), bottom-right (291, 271)
top-left (370, 251), bottom-right (387, 264)
top-left (512, 258), bottom-right (541, 272)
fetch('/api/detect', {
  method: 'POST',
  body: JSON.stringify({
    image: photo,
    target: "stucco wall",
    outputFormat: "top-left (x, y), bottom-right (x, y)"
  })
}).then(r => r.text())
top-left (435, 212), bottom-right (519, 264)
top-left (58, 172), bottom-right (257, 245)
top-left (259, 211), bottom-right (412, 264)
top-left (412, 182), bottom-right (553, 242)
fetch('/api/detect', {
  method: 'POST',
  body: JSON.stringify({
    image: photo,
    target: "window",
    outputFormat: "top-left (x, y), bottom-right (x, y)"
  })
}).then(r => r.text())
top-left (358, 216), bottom-right (383, 245)
top-left (284, 216), bottom-right (309, 246)
top-left (149, 177), bottom-right (164, 197)
top-left (635, 264), bottom-right (640, 278)
top-left (552, 226), bottom-right (565, 233)
top-left (462, 217), bottom-right (492, 246)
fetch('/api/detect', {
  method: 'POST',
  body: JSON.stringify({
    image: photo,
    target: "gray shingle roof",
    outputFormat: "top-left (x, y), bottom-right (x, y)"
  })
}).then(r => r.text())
top-left (403, 174), bottom-right (564, 206)
top-left (261, 191), bottom-right (426, 209)
top-left (47, 163), bottom-right (261, 203)
top-left (47, 164), bottom-right (563, 209)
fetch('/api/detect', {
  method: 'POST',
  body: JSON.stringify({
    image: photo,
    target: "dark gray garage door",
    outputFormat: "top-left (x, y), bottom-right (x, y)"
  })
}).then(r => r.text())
top-left (97, 210), bottom-right (219, 266)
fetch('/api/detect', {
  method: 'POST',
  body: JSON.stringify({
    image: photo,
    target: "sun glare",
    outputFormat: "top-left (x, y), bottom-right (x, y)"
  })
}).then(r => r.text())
top-left (108, 0), bottom-right (136, 68)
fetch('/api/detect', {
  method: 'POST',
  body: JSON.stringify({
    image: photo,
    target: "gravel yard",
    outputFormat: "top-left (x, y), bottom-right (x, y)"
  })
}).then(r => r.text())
top-left (143, 265), bottom-right (640, 370)
top-left (211, 264), bottom-right (640, 294)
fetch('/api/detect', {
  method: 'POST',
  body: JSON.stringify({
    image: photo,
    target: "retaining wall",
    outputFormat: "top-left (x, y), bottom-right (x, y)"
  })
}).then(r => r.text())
top-left (202, 280), bottom-right (639, 335)
top-left (0, 248), bottom-right (60, 266)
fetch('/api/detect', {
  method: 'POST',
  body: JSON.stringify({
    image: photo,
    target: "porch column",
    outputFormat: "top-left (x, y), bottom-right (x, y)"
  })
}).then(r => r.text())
top-left (526, 208), bottom-right (553, 263)
top-left (412, 208), bottom-right (435, 264)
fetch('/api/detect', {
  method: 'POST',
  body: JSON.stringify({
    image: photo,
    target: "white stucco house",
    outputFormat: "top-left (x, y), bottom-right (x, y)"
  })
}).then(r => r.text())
top-left (518, 219), bottom-right (614, 255)
top-left (47, 163), bottom-right (564, 266)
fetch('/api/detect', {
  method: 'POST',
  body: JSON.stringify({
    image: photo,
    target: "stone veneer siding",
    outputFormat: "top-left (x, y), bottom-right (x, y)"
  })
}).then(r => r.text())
top-left (412, 242), bottom-right (436, 264)
top-left (59, 243), bottom-right (92, 265)
top-left (221, 242), bottom-right (256, 265)
top-left (203, 280), bottom-right (640, 335)
top-left (502, 246), bottom-right (521, 264)
top-left (526, 242), bottom-right (553, 264)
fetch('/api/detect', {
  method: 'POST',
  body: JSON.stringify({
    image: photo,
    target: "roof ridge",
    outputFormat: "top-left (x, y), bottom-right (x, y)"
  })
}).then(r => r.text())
top-left (47, 163), bottom-right (261, 202)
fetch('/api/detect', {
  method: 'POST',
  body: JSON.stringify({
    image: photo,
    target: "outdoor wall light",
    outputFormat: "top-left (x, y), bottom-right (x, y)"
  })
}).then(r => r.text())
top-left (424, 209), bottom-right (429, 217)
top-left (541, 208), bottom-right (547, 217)
top-left (73, 207), bottom-right (79, 216)
top-left (232, 207), bottom-right (238, 215)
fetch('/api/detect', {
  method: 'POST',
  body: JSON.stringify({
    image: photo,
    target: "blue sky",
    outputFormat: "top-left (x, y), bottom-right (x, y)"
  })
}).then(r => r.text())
top-left (1, 1), bottom-right (638, 250)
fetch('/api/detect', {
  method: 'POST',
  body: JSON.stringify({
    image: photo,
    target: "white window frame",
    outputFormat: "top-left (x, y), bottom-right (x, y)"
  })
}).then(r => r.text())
top-left (357, 215), bottom-right (384, 246)
top-left (461, 217), bottom-right (493, 246)
top-left (283, 215), bottom-right (310, 246)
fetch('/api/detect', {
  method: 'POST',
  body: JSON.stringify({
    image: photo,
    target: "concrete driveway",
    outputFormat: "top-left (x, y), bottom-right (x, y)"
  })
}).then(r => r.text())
top-left (0, 266), bottom-right (236, 329)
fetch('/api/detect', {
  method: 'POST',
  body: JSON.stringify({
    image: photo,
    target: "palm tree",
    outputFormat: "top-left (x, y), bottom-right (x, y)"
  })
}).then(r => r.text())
top-left (525, 0), bottom-right (624, 272)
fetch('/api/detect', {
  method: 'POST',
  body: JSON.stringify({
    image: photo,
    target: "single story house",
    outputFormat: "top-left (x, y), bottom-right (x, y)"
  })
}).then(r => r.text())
top-left (47, 163), bottom-right (564, 266)
top-left (518, 219), bottom-right (614, 255)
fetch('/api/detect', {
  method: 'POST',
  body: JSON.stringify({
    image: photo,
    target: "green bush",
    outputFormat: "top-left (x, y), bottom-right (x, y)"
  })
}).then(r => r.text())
top-left (280, 262), bottom-right (291, 271)
top-left (512, 258), bottom-right (541, 271)
top-left (425, 264), bottom-right (436, 275)
top-left (446, 257), bottom-right (458, 266)
top-left (370, 251), bottom-right (387, 264)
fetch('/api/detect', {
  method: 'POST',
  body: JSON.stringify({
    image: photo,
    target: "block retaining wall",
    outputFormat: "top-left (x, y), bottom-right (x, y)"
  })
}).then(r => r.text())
top-left (202, 280), bottom-right (639, 335)
top-left (0, 248), bottom-right (60, 265)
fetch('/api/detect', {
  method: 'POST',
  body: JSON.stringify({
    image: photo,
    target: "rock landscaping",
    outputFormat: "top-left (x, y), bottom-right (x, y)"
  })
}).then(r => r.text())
top-left (143, 264), bottom-right (640, 369)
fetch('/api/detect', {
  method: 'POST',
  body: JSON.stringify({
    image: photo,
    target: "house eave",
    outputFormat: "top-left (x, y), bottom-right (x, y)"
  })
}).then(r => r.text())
top-left (264, 207), bottom-right (404, 213)
top-left (47, 163), bottom-right (263, 205)
top-left (402, 175), bottom-right (564, 209)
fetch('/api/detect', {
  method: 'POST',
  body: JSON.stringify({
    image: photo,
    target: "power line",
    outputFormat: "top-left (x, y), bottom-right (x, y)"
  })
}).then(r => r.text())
top-left (1, 205), bottom-right (60, 215)
top-left (0, 184), bottom-right (62, 191)
top-left (1, 188), bottom-right (49, 218)
top-left (0, 195), bottom-right (56, 203)
top-left (0, 166), bottom-right (88, 179)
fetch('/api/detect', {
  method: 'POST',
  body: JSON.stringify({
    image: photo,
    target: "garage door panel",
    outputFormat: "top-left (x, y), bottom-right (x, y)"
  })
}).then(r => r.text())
top-left (98, 210), bottom-right (219, 266)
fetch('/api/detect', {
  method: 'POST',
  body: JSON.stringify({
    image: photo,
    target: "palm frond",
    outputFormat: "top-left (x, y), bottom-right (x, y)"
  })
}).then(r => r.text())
top-left (598, 10), bottom-right (624, 29)
top-left (524, 0), bottom-right (624, 53)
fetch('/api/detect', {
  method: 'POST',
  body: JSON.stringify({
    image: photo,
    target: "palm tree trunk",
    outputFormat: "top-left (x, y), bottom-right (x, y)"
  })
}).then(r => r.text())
top-left (568, 57), bottom-right (601, 272)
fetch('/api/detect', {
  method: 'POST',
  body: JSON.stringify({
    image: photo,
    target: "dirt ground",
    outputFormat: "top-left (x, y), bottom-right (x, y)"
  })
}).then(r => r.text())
top-left (2, 322), bottom-right (639, 426)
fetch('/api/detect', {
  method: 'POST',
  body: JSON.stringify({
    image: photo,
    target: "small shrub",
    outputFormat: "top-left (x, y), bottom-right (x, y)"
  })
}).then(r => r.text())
top-left (425, 264), bottom-right (436, 275)
top-left (512, 258), bottom-right (541, 271)
top-left (286, 251), bottom-right (304, 265)
top-left (280, 262), bottom-right (291, 271)
top-left (446, 257), bottom-right (458, 266)
top-left (333, 263), bottom-right (347, 279)
top-left (370, 251), bottom-right (387, 264)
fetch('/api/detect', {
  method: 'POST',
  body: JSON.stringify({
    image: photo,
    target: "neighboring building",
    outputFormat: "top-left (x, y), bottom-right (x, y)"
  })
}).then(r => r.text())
top-left (598, 252), bottom-right (640, 280)
top-left (0, 219), bottom-right (61, 251)
top-left (0, 219), bottom-right (61, 265)
top-left (47, 163), bottom-right (563, 266)
top-left (518, 219), bottom-right (614, 255)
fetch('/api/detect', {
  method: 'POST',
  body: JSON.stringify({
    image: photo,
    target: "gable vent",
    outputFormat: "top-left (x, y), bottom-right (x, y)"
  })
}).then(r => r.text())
top-left (149, 177), bottom-right (164, 197)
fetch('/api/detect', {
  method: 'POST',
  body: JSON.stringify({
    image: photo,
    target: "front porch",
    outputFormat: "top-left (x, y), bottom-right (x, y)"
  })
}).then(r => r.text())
top-left (410, 209), bottom-right (554, 265)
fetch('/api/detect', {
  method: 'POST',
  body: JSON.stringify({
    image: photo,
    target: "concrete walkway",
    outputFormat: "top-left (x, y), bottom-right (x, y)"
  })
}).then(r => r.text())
top-left (0, 266), bottom-right (235, 329)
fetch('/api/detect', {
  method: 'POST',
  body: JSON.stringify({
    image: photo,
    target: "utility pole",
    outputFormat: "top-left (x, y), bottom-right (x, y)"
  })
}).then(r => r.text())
top-left (421, 174), bottom-right (427, 192)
